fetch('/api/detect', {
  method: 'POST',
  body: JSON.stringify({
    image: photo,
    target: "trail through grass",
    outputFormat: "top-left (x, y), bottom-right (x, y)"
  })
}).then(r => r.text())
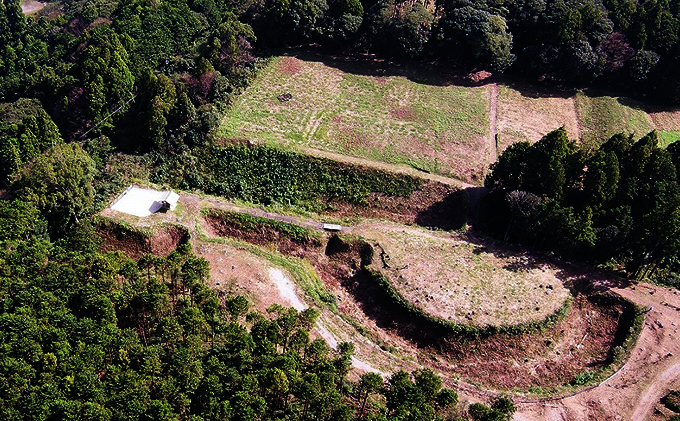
top-left (220, 57), bottom-right (491, 183)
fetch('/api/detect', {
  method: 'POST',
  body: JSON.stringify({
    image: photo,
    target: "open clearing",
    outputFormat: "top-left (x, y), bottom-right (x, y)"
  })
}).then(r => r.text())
top-left (359, 224), bottom-right (570, 327)
top-left (221, 56), bottom-right (491, 183)
top-left (496, 84), bottom-right (581, 152)
top-left (222, 54), bottom-right (680, 180)
top-left (99, 186), bottom-right (680, 419)
top-left (20, 0), bottom-right (44, 14)
top-left (574, 93), bottom-right (657, 148)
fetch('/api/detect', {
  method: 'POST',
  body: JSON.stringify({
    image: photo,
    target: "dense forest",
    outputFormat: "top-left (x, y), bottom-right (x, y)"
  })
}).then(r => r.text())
top-left (2, 0), bottom-right (680, 185)
top-left (0, 233), bottom-right (485, 420)
top-left (0, 0), bottom-right (678, 417)
top-left (482, 127), bottom-right (680, 283)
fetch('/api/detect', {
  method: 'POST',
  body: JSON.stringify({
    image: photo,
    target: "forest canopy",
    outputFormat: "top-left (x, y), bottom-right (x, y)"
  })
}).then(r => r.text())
top-left (482, 128), bottom-right (680, 284)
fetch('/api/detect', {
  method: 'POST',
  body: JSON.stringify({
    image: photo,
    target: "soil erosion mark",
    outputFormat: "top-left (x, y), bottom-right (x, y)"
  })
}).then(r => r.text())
top-left (489, 83), bottom-right (499, 160)
top-left (268, 267), bottom-right (386, 376)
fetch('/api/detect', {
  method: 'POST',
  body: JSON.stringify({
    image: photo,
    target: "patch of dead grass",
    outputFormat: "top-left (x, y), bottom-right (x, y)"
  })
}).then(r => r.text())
top-left (496, 86), bottom-right (580, 151)
top-left (359, 224), bottom-right (570, 327)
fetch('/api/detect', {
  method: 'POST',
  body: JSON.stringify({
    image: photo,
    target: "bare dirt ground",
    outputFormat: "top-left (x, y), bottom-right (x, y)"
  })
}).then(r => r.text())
top-left (101, 190), bottom-right (680, 420)
top-left (356, 223), bottom-right (571, 327)
top-left (515, 283), bottom-right (680, 421)
top-left (496, 85), bottom-right (581, 151)
top-left (20, 0), bottom-right (44, 14)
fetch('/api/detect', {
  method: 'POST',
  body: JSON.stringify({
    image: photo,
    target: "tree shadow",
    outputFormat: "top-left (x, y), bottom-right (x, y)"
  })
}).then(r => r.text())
top-left (340, 269), bottom-right (450, 347)
top-left (414, 186), bottom-right (489, 230)
top-left (414, 189), bottom-right (468, 230)
top-left (285, 47), bottom-right (588, 100)
top-left (461, 231), bottom-right (633, 294)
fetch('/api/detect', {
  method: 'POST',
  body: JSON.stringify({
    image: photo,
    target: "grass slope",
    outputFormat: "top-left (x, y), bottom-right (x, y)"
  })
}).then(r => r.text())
top-left (222, 55), bottom-right (680, 185)
top-left (220, 56), bottom-right (491, 182)
top-left (574, 93), bottom-right (656, 148)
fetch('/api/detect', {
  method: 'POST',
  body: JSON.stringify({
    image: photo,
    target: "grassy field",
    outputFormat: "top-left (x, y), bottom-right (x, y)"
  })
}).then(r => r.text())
top-left (220, 56), bottom-right (491, 183)
top-left (221, 55), bottom-right (680, 183)
top-left (574, 93), bottom-right (656, 148)
top-left (359, 224), bottom-right (570, 327)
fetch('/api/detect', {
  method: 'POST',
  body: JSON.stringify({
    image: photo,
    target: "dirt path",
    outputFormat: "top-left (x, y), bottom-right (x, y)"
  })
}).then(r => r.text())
top-left (20, 0), bottom-right (44, 14)
top-left (268, 266), bottom-right (388, 376)
top-left (515, 283), bottom-right (680, 420)
top-left (489, 83), bottom-right (499, 160)
top-left (632, 362), bottom-right (680, 420)
top-left (104, 190), bottom-right (680, 419)
top-left (298, 146), bottom-right (477, 188)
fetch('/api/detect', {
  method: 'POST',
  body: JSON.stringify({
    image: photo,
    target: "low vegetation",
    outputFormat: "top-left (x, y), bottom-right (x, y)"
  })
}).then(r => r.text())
top-left (362, 268), bottom-right (573, 339)
top-left (360, 225), bottom-right (571, 327)
top-left (221, 56), bottom-right (491, 181)
top-left (663, 390), bottom-right (680, 413)
top-left (153, 144), bottom-right (422, 211)
top-left (574, 93), bottom-right (656, 148)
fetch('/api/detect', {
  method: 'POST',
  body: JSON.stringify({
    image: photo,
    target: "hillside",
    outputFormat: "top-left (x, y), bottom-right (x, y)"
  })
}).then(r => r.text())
top-left (221, 55), bottom-right (680, 184)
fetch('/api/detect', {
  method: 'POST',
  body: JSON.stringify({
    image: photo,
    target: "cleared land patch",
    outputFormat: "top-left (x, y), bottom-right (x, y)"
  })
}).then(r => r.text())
top-left (496, 85), bottom-right (580, 152)
top-left (359, 224), bottom-right (571, 327)
top-left (575, 93), bottom-right (656, 147)
top-left (99, 188), bottom-right (642, 393)
top-left (647, 107), bottom-right (680, 147)
top-left (202, 211), bottom-right (639, 390)
top-left (220, 57), bottom-right (491, 183)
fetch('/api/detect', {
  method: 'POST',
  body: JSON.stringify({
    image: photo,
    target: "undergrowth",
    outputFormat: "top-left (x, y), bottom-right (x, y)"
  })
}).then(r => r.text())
top-left (153, 144), bottom-right (422, 212)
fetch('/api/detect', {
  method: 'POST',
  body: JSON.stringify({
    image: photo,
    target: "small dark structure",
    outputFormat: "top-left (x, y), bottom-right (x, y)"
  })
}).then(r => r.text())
top-left (277, 93), bottom-right (293, 102)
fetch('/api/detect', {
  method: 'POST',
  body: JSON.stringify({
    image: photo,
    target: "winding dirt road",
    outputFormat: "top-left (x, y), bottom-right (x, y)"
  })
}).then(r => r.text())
top-left (105, 188), bottom-right (680, 420)
top-left (515, 283), bottom-right (680, 420)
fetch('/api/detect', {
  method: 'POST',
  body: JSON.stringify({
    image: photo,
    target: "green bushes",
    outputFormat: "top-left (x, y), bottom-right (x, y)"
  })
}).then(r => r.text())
top-left (154, 144), bottom-right (422, 211)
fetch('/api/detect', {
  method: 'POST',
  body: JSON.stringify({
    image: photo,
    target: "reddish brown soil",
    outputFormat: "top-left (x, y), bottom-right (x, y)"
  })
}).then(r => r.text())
top-left (204, 217), bottom-right (630, 391)
top-left (278, 57), bottom-right (301, 75)
top-left (389, 107), bottom-right (418, 121)
top-left (204, 212), bottom-right (321, 258)
top-left (325, 180), bottom-right (469, 229)
top-left (98, 223), bottom-right (189, 260)
top-left (434, 295), bottom-right (625, 389)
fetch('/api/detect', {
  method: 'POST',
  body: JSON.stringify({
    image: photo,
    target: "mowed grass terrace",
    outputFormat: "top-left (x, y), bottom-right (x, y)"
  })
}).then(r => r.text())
top-left (221, 55), bottom-right (680, 184)
top-left (220, 56), bottom-right (492, 183)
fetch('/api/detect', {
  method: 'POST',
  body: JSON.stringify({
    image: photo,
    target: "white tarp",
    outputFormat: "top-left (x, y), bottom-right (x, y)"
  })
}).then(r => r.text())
top-left (110, 186), bottom-right (180, 217)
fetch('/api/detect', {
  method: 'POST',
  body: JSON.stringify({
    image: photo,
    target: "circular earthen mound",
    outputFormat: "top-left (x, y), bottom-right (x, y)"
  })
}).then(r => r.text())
top-left (362, 225), bottom-right (571, 328)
